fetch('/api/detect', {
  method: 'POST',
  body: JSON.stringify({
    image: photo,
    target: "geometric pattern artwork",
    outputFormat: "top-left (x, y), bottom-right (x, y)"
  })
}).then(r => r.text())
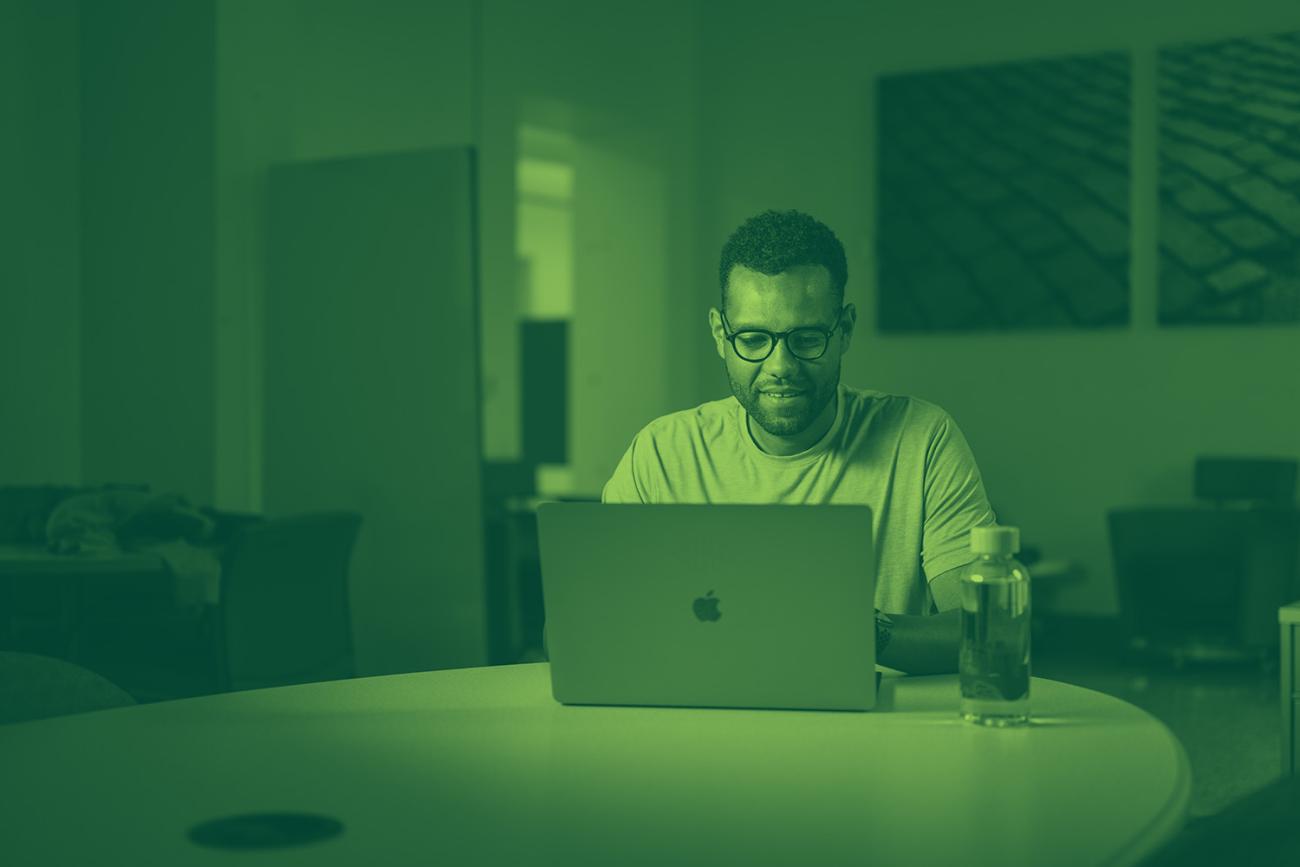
top-left (877, 52), bottom-right (1131, 332)
top-left (1158, 32), bottom-right (1300, 325)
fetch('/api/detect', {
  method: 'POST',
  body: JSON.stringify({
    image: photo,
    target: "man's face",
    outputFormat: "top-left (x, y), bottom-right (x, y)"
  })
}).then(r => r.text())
top-left (709, 264), bottom-right (855, 438)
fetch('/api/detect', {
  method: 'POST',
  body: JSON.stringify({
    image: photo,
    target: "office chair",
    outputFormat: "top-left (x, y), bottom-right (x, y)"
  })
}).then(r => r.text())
top-left (0, 651), bottom-right (135, 724)
top-left (215, 512), bottom-right (362, 691)
top-left (1192, 456), bottom-right (1299, 651)
top-left (1108, 505), bottom-right (1299, 663)
top-left (1194, 456), bottom-right (1297, 507)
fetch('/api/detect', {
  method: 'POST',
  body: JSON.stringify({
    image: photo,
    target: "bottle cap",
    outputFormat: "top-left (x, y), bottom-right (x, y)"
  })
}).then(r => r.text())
top-left (970, 525), bottom-right (1019, 555)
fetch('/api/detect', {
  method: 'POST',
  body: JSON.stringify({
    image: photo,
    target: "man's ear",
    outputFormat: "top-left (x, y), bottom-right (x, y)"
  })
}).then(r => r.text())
top-left (708, 307), bottom-right (727, 360)
top-left (837, 302), bottom-right (858, 355)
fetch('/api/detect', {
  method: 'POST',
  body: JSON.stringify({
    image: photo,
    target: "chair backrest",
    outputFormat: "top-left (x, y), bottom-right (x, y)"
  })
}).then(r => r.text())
top-left (1108, 506), bottom-right (1300, 648)
top-left (1109, 507), bottom-right (1252, 645)
top-left (0, 652), bottom-right (135, 724)
top-left (219, 512), bottom-right (362, 691)
top-left (1195, 456), bottom-right (1298, 507)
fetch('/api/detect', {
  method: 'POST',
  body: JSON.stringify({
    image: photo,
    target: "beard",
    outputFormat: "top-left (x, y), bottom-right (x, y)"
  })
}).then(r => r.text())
top-left (726, 361), bottom-right (840, 438)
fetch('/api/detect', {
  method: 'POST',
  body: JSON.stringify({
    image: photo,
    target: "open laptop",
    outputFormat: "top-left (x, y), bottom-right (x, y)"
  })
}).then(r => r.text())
top-left (537, 503), bottom-right (877, 711)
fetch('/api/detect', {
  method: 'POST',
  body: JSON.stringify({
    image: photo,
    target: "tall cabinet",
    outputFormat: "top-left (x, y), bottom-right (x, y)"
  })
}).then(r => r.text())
top-left (265, 148), bottom-right (486, 675)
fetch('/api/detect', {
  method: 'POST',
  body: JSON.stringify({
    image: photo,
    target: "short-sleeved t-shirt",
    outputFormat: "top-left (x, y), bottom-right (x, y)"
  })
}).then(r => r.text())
top-left (601, 383), bottom-right (996, 615)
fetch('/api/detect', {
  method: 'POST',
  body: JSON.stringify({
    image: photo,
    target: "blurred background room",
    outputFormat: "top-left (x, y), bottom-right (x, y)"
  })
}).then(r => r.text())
top-left (3, 0), bottom-right (1300, 839)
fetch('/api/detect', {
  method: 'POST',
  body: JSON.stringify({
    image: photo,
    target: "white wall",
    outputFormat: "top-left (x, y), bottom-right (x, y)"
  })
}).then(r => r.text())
top-left (480, 0), bottom-right (706, 495)
top-left (697, 0), bottom-right (1300, 614)
top-left (215, 0), bottom-right (478, 512)
top-left (79, 1), bottom-right (216, 502)
top-left (218, 0), bottom-right (707, 503)
top-left (0, 1), bottom-right (81, 486)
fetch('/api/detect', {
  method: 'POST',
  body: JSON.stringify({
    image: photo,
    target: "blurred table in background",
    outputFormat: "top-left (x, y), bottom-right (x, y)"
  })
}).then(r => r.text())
top-left (0, 543), bottom-right (165, 577)
top-left (0, 544), bottom-right (169, 653)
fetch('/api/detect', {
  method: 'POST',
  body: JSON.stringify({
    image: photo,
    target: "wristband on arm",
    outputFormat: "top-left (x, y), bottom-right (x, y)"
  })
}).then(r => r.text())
top-left (874, 609), bottom-right (894, 658)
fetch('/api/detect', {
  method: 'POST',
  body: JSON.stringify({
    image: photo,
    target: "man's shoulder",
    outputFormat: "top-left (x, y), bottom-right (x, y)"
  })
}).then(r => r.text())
top-left (634, 394), bottom-right (741, 444)
top-left (605, 396), bottom-right (740, 503)
top-left (841, 385), bottom-right (953, 430)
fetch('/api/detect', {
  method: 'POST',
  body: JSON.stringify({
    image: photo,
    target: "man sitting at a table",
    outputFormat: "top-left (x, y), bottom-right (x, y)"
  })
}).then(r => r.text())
top-left (600, 209), bottom-right (996, 674)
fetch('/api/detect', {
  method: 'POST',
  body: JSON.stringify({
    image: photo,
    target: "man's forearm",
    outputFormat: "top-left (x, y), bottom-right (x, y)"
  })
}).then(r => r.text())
top-left (877, 608), bottom-right (961, 674)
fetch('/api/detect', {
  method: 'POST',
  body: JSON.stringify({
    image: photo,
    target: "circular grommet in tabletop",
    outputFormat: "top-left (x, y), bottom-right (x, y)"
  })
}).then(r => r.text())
top-left (188, 812), bottom-right (344, 850)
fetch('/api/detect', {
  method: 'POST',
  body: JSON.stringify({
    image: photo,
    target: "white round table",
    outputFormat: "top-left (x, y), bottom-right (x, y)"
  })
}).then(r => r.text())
top-left (0, 663), bottom-right (1189, 866)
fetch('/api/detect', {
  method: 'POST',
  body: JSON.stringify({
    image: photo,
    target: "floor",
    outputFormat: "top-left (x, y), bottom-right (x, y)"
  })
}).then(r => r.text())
top-left (1032, 616), bottom-right (1283, 818)
top-left (66, 614), bottom-right (1287, 821)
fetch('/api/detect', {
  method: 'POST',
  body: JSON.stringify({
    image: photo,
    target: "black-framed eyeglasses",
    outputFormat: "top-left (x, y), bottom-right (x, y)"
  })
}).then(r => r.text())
top-left (719, 308), bottom-right (845, 362)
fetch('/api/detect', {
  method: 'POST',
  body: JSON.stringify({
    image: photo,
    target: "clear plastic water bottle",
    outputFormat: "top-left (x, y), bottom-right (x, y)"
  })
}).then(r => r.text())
top-left (959, 525), bottom-right (1031, 726)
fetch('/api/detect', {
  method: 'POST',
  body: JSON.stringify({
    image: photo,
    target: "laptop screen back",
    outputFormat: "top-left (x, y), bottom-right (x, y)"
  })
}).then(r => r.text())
top-left (538, 503), bottom-right (876, 711)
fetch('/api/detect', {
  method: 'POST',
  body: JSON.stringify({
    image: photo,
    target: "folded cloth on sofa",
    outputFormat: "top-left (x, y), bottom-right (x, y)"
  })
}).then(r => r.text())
top-left (46, 491), bottom-right (214, 555)
top-left (0, 485), bottom-right (82, 544)
top-left (45, 491), bottom-right (222, 605)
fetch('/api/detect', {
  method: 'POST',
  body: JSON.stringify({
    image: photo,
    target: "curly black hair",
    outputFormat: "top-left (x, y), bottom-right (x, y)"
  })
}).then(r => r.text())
top-left (718, 209), bottom-right (848, 308)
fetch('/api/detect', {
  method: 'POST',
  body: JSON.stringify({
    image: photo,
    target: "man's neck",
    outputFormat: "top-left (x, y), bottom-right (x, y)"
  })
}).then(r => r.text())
top-left (747, 390), bottom-right (838, 456)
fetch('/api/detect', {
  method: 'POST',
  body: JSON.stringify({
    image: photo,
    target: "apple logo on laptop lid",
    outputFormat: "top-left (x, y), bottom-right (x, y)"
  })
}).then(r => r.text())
top-left (693, 590), bottom-right (722, 622)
